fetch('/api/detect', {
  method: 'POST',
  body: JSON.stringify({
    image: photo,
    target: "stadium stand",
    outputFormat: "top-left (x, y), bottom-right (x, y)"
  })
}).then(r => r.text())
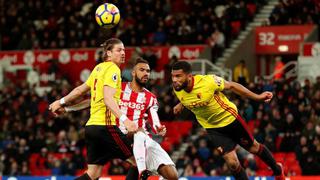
top-left (1, 0), bottom-right (320, 178)
top-left (0, 0), bottom-right (266, 50)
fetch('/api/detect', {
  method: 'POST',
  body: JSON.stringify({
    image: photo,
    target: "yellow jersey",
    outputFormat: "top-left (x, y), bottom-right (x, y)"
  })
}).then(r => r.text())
top-left (85, 61), bottom-right (121, 126)
top-left (174, 75), bottom-right (238, 128)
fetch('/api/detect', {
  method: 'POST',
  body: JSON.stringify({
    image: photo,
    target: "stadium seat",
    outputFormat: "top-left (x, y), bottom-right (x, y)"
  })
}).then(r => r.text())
top-left (254, 156), bottom-right (268, 169)
top-left (246, 3), bottom-right (257, 16)
top-left (231, 21), bottom-right (242, 36)
top-left (160, 140), bottom-right (173, 152)
top-left (256, 169), bottom-right (272, 176)
top-left (273, 152), bottom-right (286, 163)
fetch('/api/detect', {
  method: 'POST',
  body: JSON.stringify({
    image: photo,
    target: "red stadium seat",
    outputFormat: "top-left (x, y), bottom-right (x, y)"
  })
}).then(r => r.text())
top-left (231, 21), bottom-right (241, 35)
top-left (76, 169), bottom-right (86, 176)
top-left (101, 163), bottom-right (110, 176)
top-left (256, 169), bottom-right (272, 176)
top-left (289, 163), bottom-right (302, 175)
top-left (285, 152), bottom-right (296, 163)
top-left (273, 152), bottom-right (286, 163)
top-left (160, 140), bottom-right (173, 152)
top-left (255, 156), bottom-right (268, 169)
top-left (246, 3), bottom-right (257, 16)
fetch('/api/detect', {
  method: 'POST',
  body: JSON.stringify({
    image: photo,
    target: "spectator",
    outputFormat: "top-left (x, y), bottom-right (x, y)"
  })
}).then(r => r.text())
top-left (233, 60), bottom-right (250, 86)
top-left (273, 56), bottom-right (285, 80)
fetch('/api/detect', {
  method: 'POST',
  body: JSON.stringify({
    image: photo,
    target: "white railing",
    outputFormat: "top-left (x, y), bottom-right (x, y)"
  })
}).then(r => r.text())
top-left (183, 59), bottom-right (232, 81)
top-left (254, 61), bottom-right (297, 82)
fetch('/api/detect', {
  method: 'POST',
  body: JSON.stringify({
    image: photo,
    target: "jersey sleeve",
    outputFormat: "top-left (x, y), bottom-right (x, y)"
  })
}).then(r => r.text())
top-left (103, 64), bottom-right (121, 88)
top-left (207, 74), bottom-right (225, 92)
top-left (85, 70), bottom-right (94, 87)
top-left (147, 96), bottom-right (161, 133)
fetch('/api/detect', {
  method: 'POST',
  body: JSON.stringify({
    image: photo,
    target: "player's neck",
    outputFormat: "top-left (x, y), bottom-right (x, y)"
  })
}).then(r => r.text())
top-left (130, 81), bottom-right (144, 92)
top-left (105, 59), bottom-right (120, 67)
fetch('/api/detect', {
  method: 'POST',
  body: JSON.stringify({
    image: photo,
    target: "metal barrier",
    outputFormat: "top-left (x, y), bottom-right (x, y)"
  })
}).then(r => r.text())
top-left (184, 59), bottom-right (232, 81)
top-left (254, 61), bottom-right (298, 83)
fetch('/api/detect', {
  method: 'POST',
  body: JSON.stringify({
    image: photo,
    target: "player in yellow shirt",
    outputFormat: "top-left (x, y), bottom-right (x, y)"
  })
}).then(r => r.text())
top-left (171, 61), bottom-right (285, 180)
top-left (49, 38), bottom-right (137, 180)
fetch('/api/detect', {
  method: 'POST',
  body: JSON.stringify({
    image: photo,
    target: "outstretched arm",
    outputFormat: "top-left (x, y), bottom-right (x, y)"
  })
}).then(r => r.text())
top-left (49, 83), bottom-right (90, 116)
top-left (65, 99), bottom-right (91, 112)
top-left (224, 80), bottom-right (273, 102)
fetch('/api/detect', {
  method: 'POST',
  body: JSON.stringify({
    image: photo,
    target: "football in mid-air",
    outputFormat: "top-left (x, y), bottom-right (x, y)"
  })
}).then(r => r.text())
top-left (95, 3), bottom-right (120, 28)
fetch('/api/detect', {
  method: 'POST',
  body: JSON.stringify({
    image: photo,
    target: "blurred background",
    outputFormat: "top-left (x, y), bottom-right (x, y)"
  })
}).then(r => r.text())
top-left (0, 0), bottom-right (320, 179)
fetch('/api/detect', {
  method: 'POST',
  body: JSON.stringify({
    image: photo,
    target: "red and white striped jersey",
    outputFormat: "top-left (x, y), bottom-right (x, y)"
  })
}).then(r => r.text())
top-left (118, 82), bottom-right (161, 134)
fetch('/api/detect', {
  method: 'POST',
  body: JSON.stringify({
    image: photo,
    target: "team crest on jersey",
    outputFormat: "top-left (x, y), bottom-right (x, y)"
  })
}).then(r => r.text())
top-left (112, 73), bottom-right (117, 82)
top-left (213, 75), bottom-right (222, 86)
top-left (197, 93), bottom-right (202, 99)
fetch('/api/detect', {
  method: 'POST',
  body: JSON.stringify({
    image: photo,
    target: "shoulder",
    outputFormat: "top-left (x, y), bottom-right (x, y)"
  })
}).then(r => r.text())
top-left (144, 88), bottom-right (157, 99)
top-left (104, 62), bottom-right (120, 72)
top-left (121, 82), bottom-right (129, 90)
top-left (194, 74), bottom-right (213, 84)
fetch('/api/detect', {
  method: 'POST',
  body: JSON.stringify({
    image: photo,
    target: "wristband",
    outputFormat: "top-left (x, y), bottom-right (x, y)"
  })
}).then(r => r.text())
top-left (60, 97), bottom-right (66, 105)
top-left (119, 114), bottom-right (128, 122)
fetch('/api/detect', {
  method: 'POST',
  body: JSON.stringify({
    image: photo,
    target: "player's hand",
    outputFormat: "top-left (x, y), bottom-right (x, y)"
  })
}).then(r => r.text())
top-left (173, 103), bottom-right (184, 115)
top-left (258, 91), bottom-right (273, 103)
top-left (54, 107), bottom-right (67, 117)
top-left (156, 125), bottom-right (167, 136)
top-left (123, 119), bottom-right (138, 133)
top-left (49, 100), bottom-right (63, 117)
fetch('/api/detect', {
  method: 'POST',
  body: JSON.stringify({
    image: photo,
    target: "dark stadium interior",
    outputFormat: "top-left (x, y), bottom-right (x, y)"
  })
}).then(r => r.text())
top-left (1, 0), bottom-right (320, 178)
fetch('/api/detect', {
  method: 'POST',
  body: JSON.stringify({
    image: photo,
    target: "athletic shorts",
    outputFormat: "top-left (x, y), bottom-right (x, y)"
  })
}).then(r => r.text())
top-left (206, 115), bottom-right (254, 155)
top-left (145, 135), bottom-right (175, 173)
top-left (85, 125), bottom-right (133, 165)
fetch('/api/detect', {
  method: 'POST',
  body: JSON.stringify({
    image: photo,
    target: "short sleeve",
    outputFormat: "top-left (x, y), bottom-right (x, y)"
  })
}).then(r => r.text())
top-left (85, 71), bottom-right (94, 87)
top-left (103, 64), bottom-right (121, 88)
top-left (208, 74), bottom-right (225, 91)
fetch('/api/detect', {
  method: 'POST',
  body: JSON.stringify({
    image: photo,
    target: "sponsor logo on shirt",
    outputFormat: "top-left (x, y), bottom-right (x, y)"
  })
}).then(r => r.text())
top-left (187, 101), bottom-right (209, 108)
top-left (119, 101), bottom-right (145, 110)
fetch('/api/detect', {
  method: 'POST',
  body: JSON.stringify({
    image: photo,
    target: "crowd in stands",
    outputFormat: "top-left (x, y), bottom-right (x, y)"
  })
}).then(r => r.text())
top-left (1, 0), bottom-right (320, 177)
top-left (1, 71), bottom-right (320, 176)
top-left (268, 0), bottom-right (320, 25)
top-left (1, 0), bottom-right (266, 50)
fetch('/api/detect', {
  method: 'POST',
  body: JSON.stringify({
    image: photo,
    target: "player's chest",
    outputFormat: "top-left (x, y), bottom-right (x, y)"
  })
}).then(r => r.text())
top-left (120, 91), bottom-right (148, 111)
top-left (180, 87), bottom-right (213, 108)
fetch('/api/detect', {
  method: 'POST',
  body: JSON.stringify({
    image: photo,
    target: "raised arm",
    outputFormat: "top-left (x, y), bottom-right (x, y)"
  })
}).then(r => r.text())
top-left (224, 80), bottom-right (273, 102)
top-left (49, 83), bottom-right (90, 116)
top-left (65, 99), bottom-right (91, 112)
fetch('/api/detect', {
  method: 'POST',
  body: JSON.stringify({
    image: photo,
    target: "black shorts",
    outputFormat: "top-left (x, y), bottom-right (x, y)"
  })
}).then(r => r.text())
top-left (85, 125), bottom-right (133, 165)
top-left (206, 115), bottom-right (254, 155)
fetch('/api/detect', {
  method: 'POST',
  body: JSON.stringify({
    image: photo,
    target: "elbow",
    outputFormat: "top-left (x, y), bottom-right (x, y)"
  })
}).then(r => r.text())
top-left (103, 98), bottom-right (109, 106)
top-left (74, 87), bottom-right (85, 97)
top-left (228, 82), bottom-right (236, 90)
top-left (103, 96), bottom-right (112, 107)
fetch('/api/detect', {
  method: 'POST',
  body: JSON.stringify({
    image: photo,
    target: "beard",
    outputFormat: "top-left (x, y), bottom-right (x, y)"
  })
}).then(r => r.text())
top-left (135, 76), bottom-right (147, 87)
top-left (173, 80), bottom-right (188, 91)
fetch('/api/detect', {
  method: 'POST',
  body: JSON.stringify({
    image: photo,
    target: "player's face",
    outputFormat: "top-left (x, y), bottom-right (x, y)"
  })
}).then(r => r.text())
top-left (171, 69), bottom-right (189, 91)
top-left (133, 63), bottom-right (150, 87)
top-left (108, 43), bottom-right (125, 66)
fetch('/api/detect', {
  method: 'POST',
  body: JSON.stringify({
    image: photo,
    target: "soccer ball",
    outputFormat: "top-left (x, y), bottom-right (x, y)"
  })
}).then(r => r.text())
top-left (95, 3), bottom-right (120, 28)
